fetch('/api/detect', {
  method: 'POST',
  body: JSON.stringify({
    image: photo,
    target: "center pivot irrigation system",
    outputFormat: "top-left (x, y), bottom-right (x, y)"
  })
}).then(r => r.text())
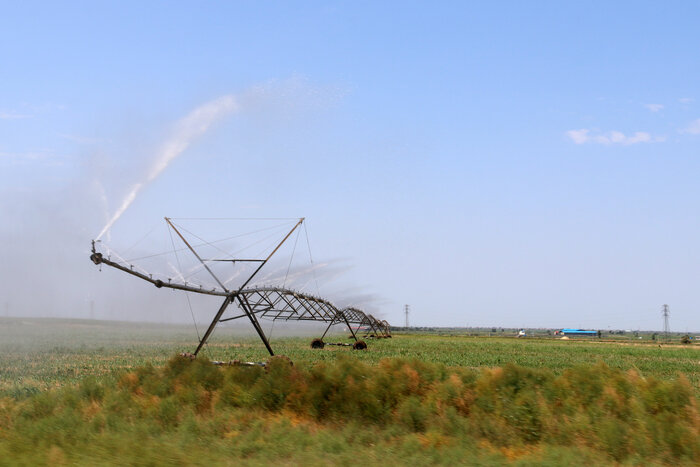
top-left (90, 217), bottom-right (390, 358)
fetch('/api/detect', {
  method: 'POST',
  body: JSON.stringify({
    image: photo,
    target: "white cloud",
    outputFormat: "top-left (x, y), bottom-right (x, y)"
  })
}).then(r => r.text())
top-left (644, 104), bottom-right (664, 112)
top-left (679, 97), bottom-right (694, 104)
top-left (566, 129), bottom-right (663, 145)
top-left (680, 119), bottom-right (700, 135)
top-left (0, 112), bottom-right (32, 120)
top-left (565, 129), bottom-right (590, 144)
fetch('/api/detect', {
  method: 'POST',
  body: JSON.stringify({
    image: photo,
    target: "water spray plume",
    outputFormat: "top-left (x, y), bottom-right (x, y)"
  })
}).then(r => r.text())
top-left (96, 95), bottom-right (238, 240)
top-left (93, 179), bottom-right (111, 242)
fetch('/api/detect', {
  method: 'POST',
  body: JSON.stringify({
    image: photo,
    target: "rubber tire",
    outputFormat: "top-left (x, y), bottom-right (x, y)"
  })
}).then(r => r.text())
top-left (310, 338), bottom-right (325, 349)
top-left (353, 340), bottom-right (367, 350)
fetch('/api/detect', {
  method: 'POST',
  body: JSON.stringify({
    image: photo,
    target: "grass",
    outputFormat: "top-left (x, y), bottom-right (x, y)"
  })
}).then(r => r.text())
top-left (1, 318), bottom-right (698, 395)
top-left (1, 317), bottom-right (699, 465)
top-left (1, 354), bottom-right (698, 465)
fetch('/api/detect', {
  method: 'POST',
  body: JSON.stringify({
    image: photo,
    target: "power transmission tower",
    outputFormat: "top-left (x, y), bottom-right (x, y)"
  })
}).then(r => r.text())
top-left (404, 304), bottom-right (410, 328)
top-left (662, 304), bottom-right (670, 337)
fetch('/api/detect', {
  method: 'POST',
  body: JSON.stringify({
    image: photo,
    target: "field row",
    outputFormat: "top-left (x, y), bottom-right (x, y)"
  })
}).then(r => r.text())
top-left (1, 318), bottom-right (698, 395)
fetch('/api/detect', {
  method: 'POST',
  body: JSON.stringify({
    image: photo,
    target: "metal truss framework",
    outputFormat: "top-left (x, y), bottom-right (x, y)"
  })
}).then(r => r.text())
top-left (90, 218), bottom-right (390, 357)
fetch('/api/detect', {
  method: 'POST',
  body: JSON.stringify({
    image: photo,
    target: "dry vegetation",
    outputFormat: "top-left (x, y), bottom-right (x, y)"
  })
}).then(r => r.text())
top-left (0, 318), bottom-right (699, 465)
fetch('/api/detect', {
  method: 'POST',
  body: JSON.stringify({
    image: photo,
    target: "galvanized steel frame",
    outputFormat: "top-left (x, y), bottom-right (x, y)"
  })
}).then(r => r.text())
top-left (90, 219), bottom-right (390, 357)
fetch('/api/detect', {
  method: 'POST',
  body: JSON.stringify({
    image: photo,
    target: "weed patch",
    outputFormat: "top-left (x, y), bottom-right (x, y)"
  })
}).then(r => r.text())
top-left (0, 355), bottom-right (698, 465)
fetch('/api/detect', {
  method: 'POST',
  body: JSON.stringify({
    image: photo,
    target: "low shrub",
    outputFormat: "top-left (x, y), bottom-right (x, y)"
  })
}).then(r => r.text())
top-left (0, 355), bottom-right (698, 465)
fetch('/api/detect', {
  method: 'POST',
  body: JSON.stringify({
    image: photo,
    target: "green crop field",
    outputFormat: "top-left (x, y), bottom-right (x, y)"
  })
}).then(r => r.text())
top-left (1, 318), bottom-right (698, 395)
top-left (1, 318), bottom-right (699, 465)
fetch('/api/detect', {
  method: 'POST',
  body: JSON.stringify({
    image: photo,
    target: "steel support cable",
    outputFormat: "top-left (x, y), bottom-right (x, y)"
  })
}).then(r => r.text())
top-left (121, 222), bottom-right (160, 258)
top-left (238, 252), bottom-right (287, 291)
top-left (178, 262), bottom-right (211, 282)
top-left (176, 224), bottom-right (294, 284)
top-left (125, 221), bottom-right (294, 263)
top-left (229, 224), bottom-right (293, 257)
top-left (167, 222), bottom-right (210, 358)
top-left (181, 223), bottom-right (296, 285)
top-left (170, 220), bottom-right (265, 261)
top-left (303, 222), bottom-right (321, 297)
top-left (250, 228), bottom-right (296, 263)
top-left (268, 315), bottom-right (276, 340)
top-left (169, 217), bottom-right (299, 221)
top-left (282, 227), bottom-right (301, 288)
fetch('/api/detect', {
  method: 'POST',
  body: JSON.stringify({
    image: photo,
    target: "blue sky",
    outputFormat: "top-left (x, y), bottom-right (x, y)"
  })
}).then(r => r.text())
top-left (1, 1), bottom-right (699, 331)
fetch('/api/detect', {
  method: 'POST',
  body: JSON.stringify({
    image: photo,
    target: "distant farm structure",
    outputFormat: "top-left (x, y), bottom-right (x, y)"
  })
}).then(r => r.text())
top-left (557, 328), bottom-right (599, 338)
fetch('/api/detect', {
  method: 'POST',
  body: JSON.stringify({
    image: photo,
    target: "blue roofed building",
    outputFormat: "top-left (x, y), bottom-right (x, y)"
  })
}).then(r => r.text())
top-left (560, 328), bottom-right (599, 337)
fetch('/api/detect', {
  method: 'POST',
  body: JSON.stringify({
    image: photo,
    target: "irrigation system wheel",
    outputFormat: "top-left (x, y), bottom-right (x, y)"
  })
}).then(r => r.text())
top-left (310, 338), bottom-right (325, 349)
top-left (352, 340), bottom-right (367, 350)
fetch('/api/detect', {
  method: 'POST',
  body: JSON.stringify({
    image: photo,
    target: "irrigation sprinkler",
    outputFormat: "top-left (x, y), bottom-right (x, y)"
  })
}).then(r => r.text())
top-left (90, 217), bottom-right (390, 358)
